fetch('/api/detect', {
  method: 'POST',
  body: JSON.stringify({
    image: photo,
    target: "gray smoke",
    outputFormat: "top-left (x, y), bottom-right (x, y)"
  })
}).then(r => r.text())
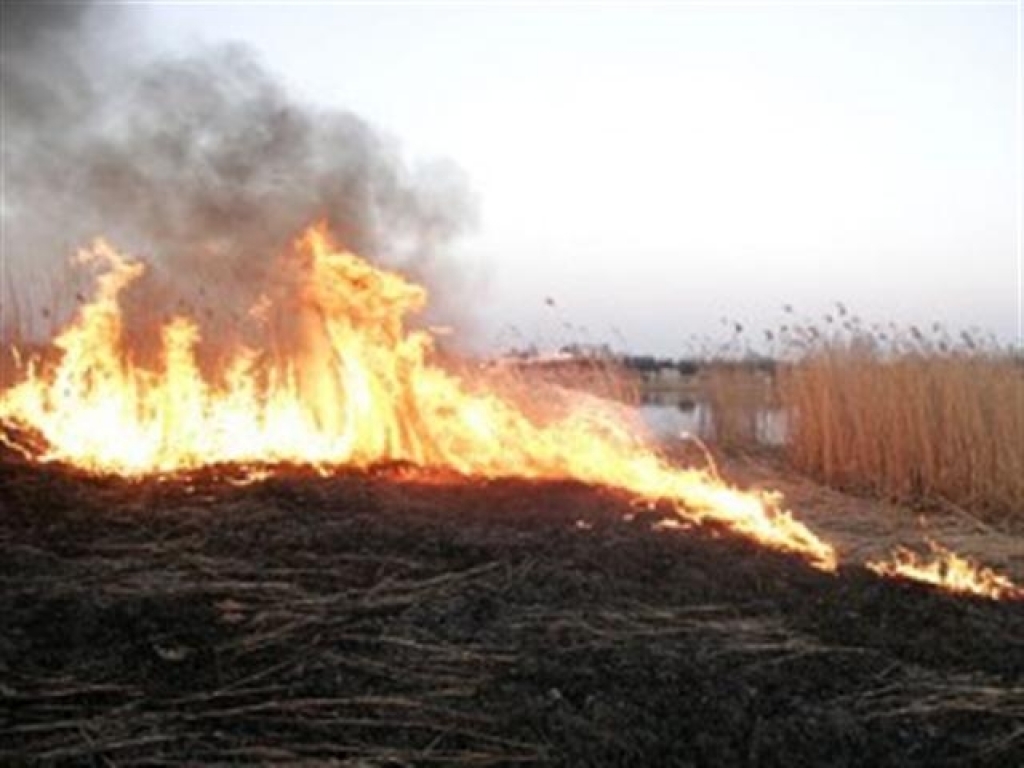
top-left (0, 1), bottom-right (477, 350)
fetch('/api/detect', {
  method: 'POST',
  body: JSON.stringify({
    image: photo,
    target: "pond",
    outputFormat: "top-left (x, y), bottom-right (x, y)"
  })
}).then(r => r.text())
top-left (639, 400), bottom-right (789, 446)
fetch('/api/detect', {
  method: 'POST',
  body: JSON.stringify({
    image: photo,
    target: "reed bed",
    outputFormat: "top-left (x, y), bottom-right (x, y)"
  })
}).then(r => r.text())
top-left (702, 362), bottom-right (778, 449)
top-left (676, 311), bottom-right (1023, 521)
top-left (777, 322), bottom-right (1024, 521)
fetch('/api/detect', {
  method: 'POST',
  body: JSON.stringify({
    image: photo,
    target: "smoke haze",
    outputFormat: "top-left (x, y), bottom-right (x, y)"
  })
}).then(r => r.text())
top-left (0, 0), bottom-right (476, 348)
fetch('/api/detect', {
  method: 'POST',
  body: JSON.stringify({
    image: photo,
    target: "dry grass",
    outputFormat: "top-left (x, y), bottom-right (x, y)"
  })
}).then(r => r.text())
top-left (481, 354), bottom-right (642, 410)
top-left (687, 310), bottom-right (1023, 521)
top-left (702, 362), bottom-right (777, 449)
top-left (777, 326), bottom-right (1024, 521)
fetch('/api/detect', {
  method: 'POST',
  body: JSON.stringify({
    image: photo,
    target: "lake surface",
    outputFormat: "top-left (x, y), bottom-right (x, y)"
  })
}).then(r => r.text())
top-left (639, 402), bottom-right (788, 446)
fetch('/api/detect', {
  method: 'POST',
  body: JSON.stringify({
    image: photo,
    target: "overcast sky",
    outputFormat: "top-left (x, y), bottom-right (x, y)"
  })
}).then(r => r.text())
top-left (146, 2), bottom-right (1019, 356)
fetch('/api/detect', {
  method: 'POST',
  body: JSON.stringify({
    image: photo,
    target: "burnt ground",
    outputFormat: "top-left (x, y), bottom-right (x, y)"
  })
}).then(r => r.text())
top-left (0, 450), bottom-right (1022, 767)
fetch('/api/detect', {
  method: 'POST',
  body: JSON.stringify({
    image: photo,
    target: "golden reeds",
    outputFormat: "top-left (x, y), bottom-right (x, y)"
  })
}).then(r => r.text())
top-left (703, 362), bottom-right (778, 449)
top-left (778, 325), bottom-right (1023, 520)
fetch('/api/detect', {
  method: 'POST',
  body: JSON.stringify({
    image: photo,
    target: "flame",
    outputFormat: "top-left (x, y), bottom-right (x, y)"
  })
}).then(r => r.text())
top-left (867, 541), bottom-right (1023, 601)
top-left (0, 225), bottom-right (838, 569)
top-left (3, 226), bottom-right (1022, 598)
top-left (3, 226), bottom-right (1023, 599)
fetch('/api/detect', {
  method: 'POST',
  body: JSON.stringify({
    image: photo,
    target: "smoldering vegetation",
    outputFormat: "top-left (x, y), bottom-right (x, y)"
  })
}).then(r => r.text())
top-left (0, 0), bottom-right (476, 349)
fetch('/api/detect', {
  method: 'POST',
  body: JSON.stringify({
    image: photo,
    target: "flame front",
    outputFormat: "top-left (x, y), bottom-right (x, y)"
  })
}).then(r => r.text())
top-left (867, 541), bottom-right (1023, 601)
top-left (4, 228), bottom-right (1023, 598)
top-left (0, 226), bottom-right (837, 569)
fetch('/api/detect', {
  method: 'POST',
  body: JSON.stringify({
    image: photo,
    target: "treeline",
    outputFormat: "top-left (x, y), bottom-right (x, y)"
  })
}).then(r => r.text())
top-left (620, 356), bottom-right (777, 376)
top-left (619, 356), bottom-right (700, 376)
top-left (497, 344), bottom-right (778, 377)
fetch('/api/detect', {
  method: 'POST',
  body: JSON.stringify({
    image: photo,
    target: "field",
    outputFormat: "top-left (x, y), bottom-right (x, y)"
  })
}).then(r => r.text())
top-left (2, 443), bottom-right (1022, 766)
top-left (636, 324), bottom-right (1024, 524)
top-left (2, 307), bottom-right (1023, 766)
top-left (3, 2), bottom-right (1019, 765)
top-left (780, 340), bottom-right (1024, 523)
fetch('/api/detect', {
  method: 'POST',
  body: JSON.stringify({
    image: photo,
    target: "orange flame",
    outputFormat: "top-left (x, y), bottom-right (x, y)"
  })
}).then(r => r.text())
top-left (0, 226), bottom-right (837, 569)
top-left (4, 227), bottom-right (1023, 599)
top-left (867, 540), bottom-right (1023, 601)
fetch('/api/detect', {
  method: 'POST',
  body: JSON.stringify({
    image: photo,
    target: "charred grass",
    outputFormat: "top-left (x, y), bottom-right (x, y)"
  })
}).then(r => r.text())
top-left (1, 449), bottom-right (1022, 767)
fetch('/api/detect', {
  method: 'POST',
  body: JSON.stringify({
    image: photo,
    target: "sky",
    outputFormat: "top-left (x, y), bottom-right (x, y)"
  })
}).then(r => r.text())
top-left (145, 1), bottom-right (1019, 356)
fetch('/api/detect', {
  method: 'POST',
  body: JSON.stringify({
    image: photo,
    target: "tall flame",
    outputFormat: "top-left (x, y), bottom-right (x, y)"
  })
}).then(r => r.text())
top-left (4, 227), bottom-right (1023, 599)
top-left (3, 227), bottom-right (1023, 600)
top-left (0, 226), bottom-right (836, 569)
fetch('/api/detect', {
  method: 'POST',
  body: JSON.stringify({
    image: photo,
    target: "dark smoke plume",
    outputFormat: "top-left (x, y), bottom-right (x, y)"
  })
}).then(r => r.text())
top-left (1, 1), bottom-right (476, 349)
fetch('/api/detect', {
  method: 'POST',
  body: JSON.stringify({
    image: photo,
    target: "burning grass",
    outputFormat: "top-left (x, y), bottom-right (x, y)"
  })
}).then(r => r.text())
top-left (867, 540), bottom-right (1023, 601)
top-left (0, 227), bottom-right (837, 569)
top-left (1, 234), bottom-right (1022, 763)
top-left (1, 450), bottom-right (1022, 766)
top-left (4, 232), bottom-right (1024, 599)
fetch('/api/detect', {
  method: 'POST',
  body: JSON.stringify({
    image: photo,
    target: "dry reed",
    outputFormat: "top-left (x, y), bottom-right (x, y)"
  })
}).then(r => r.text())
top-left (702, 362), bottom-right (778, 449)
top-left (778, 324), bottom-right (1023, 520)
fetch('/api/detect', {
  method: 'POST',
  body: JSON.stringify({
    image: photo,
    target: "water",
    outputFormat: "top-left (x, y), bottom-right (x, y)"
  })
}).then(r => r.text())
top-left (639, 400), bottom-right (709, 440)
top-left (639, 401), bottom-right (789, 446)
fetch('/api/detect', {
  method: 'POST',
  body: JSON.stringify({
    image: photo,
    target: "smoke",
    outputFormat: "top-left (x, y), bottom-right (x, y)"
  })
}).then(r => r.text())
top-left (0, 1), bottom-right (477, 350)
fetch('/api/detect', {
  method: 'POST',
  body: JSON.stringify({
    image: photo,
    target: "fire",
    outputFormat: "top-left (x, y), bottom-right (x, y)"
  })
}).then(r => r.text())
top-left (3, 222), bottom-right (1022, 600)
top-left (0, 226), bottom-right (836, 569)
top-left (867, 541), bottom-right (1023, 601)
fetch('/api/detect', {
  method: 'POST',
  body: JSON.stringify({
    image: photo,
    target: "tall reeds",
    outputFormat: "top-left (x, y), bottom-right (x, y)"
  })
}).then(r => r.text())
top-left (778, 326), bottom-right (1023, 519)
top-left (703, 362), bottom-right (778, 449)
